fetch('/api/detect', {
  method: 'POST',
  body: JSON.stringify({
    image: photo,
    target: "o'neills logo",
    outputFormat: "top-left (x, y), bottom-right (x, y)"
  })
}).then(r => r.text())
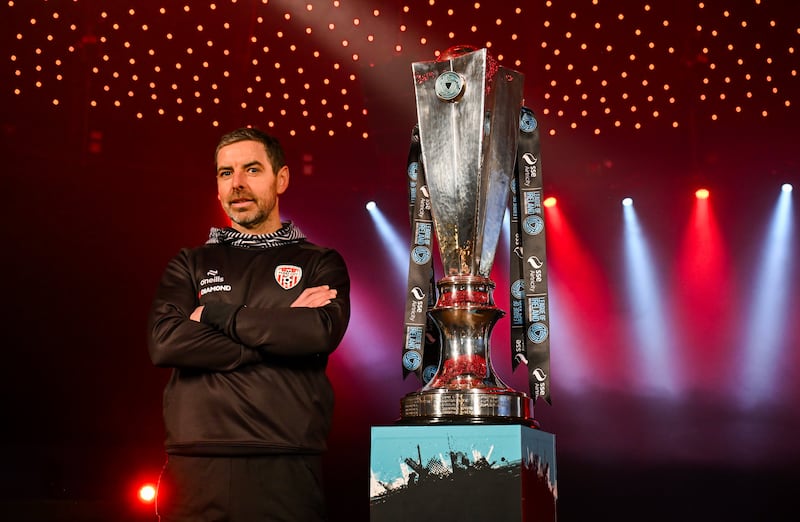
top-left (275, 265), bottom-right (302, 290)
top-left (199, 275), bottom-right (225, 286)
top-left (198, 269), bottom-right (232, 297)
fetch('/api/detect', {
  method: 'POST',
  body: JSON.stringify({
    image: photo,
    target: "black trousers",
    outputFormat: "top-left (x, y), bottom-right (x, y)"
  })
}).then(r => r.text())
top-left (156, 454), bottom-right (327, 522)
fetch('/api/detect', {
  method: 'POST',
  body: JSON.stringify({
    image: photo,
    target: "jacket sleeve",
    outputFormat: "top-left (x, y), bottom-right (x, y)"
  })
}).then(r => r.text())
top-left (224, 248), bottom-right (351, 357)
top-left (148, 249), bottom-right (263, 371)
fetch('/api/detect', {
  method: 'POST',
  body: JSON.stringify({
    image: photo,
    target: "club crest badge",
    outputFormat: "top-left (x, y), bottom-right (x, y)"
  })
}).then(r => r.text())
top-left (275, 265), bottom-right (303, 290)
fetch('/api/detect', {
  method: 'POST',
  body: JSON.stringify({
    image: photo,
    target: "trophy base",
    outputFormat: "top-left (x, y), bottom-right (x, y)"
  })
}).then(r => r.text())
top-left (399, 388), bottom-right (536, 427)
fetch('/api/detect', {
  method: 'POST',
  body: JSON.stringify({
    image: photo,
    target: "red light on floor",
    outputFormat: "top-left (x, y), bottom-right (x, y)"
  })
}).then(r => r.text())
top-left (138, 483), bottom-right (156, 504)
top-left (695, 188), bottom-right (710, 199)
top-left (543, 196), bottom-right (557, 208)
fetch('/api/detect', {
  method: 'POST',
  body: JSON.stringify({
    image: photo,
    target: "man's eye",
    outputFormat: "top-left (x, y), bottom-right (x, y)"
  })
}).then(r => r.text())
top-left (247, 167), bottom-right (259, 174)
top-left (218, 171), bottom-right (232, 177)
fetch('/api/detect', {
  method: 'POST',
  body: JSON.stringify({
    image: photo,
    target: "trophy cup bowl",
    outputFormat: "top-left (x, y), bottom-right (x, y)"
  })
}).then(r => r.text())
top-left (400, 47), bottom-right (534, 425)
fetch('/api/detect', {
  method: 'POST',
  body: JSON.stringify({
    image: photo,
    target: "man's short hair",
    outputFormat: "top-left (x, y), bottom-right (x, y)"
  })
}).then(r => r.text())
top-left (214, 127), bottom-right (286, 173)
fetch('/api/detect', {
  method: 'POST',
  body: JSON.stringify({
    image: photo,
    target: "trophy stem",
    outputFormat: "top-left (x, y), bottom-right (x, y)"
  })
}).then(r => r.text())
top-left (400, 276), bottom-right (535, 425)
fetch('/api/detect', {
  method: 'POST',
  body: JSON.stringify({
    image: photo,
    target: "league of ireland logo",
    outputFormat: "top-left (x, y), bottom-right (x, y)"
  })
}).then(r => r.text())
top-left (523, 215), bottom-right (545, 235)
top-left (412, 245), bottom-right (432, 265)
top-left (511, 279), bottom-right (525, 300)
top-left (403, 350), bottom-right (422, 371)
top-left (527, 322), bottom-right (549, 344)
top-left (435, 70), bottom-right (466, 102)
top-left (520, 109), bottom-right (537, 133)
top-left (408, 161), bottom-right (419, 180)
top-left (422, 365), bottom-right (437, 383)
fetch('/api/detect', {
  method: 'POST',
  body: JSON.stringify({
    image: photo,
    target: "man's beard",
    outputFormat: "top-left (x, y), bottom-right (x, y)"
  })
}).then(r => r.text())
top-left (229, 207), bottom-right (267, 230)
top-left (225, 187), bottom-right (277, 232)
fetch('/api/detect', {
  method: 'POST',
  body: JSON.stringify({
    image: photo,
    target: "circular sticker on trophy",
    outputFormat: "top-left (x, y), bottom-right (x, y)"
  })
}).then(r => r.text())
top-left (435, 71), bottom-right (466, 102)
top-left (407, 161), bottom-right (419, 180)
top-left (411, 245), bottom-right (432, 264)
top-left (403, 350), bottom-right (422, 371)
top-left (422, 364), bottom-right (437, 383)
top-left (527, 322), bottom-right (549, 344)
top-left (523, 215), bottom-right (545, 235)
top-left (520, 110), bottom-right (538, 133)
top-left (511, 279), bottom-right (525, 300)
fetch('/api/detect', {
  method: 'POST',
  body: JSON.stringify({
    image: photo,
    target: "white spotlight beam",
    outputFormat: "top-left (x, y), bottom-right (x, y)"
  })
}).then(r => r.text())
top-left (738, 188), bottom-right (794, 407)
top-left (367, 203), bottom-right (409, 277)
top-left (623, 204), bottom-right (678, 396)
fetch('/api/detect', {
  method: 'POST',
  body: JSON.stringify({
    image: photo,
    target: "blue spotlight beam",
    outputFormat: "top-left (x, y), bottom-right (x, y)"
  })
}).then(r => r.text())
top-left (367, 203), bottom-right (410, 278)
top-left (623, 204), bottom-right (678, 396)
top-left (739, 188), bottom-right (795, 407)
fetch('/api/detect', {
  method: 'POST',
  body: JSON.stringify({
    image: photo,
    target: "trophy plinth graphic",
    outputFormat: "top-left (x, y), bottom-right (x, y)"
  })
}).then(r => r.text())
top-left (399, 46), bottom-right (534, 425)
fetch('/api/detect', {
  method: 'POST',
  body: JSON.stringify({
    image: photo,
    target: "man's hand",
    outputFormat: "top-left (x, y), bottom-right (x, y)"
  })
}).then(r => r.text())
top-left (190, 306), bottom-right (204, 322)
top-left (189, 285), bottom-right (334, 320)
top-left (291, 285), bottom-right (337, 308)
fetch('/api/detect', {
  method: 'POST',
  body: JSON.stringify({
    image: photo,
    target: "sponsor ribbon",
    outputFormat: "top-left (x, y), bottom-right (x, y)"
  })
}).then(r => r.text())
top-left (402, 126), bottom-right (439, 382)
top-left (510, 107), bottom-right (552, 405)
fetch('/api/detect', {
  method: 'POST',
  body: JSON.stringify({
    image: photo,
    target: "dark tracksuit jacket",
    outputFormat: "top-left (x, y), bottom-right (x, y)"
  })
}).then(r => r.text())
top-left (148, 238), bottom-right (350, 456)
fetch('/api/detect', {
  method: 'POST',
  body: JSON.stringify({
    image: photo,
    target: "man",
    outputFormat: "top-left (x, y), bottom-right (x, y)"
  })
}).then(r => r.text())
top-left (148, 127), bottom-right (350, 521)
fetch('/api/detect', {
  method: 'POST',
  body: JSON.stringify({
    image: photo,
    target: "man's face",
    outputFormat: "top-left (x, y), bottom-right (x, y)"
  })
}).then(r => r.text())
top-left (216, 140), bottom-right (289, 235)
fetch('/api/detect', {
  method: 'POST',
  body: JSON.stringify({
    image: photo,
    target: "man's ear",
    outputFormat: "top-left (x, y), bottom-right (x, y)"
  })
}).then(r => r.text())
top-left (277, 165), bottom-right (290, 195)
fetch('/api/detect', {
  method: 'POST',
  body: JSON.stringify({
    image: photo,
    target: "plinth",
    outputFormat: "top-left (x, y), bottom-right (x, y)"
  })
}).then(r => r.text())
top-left (369, 424), bottom-right (556, 522)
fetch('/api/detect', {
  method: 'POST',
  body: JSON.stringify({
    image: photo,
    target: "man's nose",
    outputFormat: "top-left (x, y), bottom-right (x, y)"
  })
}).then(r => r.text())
top-left (231, 169), bottom-right (247, 187)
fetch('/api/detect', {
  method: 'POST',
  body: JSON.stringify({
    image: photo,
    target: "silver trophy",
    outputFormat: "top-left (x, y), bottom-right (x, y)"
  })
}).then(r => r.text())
top-left (400, 46), bottom-right (534, 424)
